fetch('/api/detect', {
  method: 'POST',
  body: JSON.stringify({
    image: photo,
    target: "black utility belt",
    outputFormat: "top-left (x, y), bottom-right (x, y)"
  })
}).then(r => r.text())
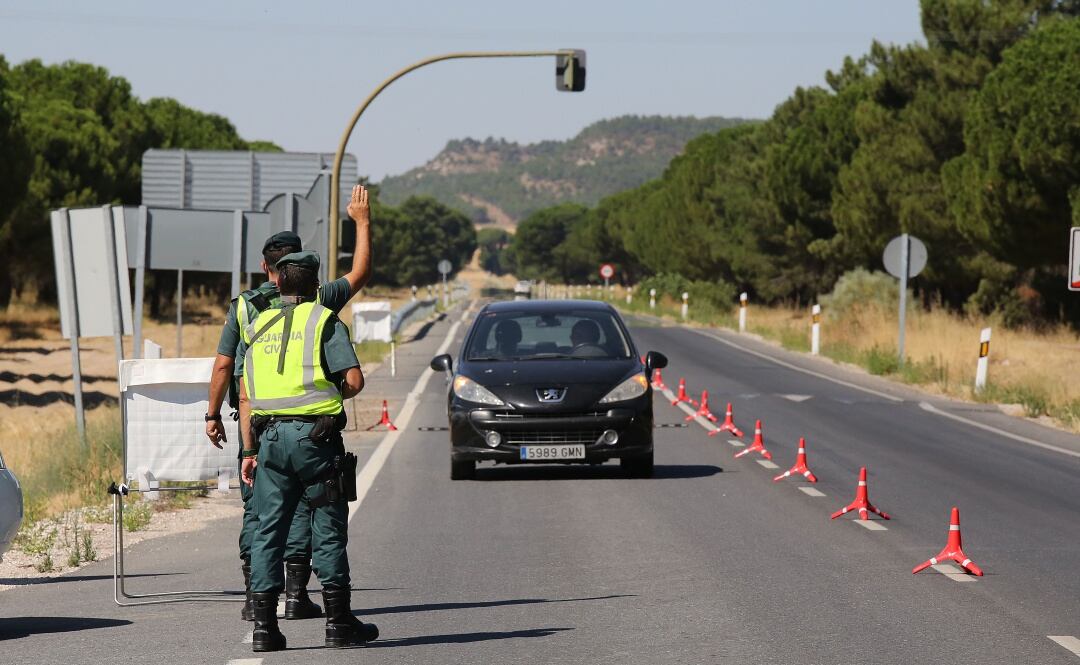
top-left (251, 412), bottom-right (347, 445)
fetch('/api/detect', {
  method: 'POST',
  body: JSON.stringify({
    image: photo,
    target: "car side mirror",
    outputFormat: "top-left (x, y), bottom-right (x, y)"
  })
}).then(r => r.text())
top-left (430, 354), bottom-right (453, 374)
top-left (644, 351), bottom-right (667, 372)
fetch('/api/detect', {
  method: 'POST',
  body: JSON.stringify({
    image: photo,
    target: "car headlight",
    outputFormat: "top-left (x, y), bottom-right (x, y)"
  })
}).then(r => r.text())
top-left (599, 373), bottom-right (649, 403)
top-left (453, 376), bottom-right (506, 406)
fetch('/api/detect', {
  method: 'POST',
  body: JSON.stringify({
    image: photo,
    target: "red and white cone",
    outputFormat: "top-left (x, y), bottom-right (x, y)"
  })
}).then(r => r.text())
top-left (365, 400), bottom-right (398, 431)
top-left (686, 390), bottom-right (718, 422)
top-left (734, 420), bottom-right (771, 460)
top-left (912, 507), bottom-right (983, 576)
top-left (707, 402), bottom-right (744, 438)
top-left (651, 368), bottom-right (668, 391)
top-left (773, 437), bottom-right (818, 482)
top-left (670, 378), bottom-right (698, 407)
top-left (831, 467), bottom-right (890, 521)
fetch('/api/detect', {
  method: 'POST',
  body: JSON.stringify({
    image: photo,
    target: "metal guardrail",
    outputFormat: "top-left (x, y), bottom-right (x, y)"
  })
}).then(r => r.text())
top-left (392, 298), bottom-right (437, 335)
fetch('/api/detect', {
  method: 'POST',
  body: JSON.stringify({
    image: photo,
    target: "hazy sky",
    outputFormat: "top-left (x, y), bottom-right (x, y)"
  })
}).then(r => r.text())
top-left (0, 1), bottom-right (924, 180)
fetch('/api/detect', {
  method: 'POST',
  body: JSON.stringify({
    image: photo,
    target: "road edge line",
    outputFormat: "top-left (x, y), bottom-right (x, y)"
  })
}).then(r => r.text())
top-left (917, 401), bottom-right (1080, 460)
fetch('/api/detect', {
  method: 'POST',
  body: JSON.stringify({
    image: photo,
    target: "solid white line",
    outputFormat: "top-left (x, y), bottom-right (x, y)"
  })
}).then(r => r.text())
top-left (853, 520), bottom-right (888, 531)
top-left (755, 459), bottom-right (779, 469)
top-left (227, 659), bottom-right (262, 665)
top-left (931, 563), bottom-right (976, 582)
top-left (1047, 636), bottom-right (1080, 658)
top-left (918, 401), bottom-right (1080, 460)
top-left (797, 486), bottom-right (825, 497)
top-left (347, 302), bottom-right (472, 524)
top-left (686, 328), bottom-right (903, 402)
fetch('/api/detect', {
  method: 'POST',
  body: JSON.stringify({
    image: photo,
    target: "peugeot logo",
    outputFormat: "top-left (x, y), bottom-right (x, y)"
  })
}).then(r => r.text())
top-left (537, 388), bottom-right (566, 403)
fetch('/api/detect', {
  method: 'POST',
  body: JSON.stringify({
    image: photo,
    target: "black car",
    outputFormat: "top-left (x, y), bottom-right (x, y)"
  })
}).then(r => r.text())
top-left (430, 299), bottom-right (667, 480)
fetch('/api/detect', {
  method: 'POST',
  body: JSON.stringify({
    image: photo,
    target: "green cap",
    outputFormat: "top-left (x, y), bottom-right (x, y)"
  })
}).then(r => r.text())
top-left (275, 250), bottom-right (320, 272)
top-left (262, 231), bottom-right (302, 253)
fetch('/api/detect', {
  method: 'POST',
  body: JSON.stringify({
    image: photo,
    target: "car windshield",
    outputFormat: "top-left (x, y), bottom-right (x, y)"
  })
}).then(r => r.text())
top-left (466, 309), bottom-right (632, 361)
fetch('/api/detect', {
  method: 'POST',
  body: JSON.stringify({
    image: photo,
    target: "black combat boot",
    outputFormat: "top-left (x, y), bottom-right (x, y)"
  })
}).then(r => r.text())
top-left (240, 557), bottom-right (254, 621)
top-left (284, 558), bottom-right (323, 619)
top-left (251, 592), bottom-right (287, 652)
top-left (322, 586), bottom-right (379, 648)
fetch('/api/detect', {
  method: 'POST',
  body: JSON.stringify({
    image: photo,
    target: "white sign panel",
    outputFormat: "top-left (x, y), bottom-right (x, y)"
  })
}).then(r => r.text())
top-left (120, 358), bottom-right (238, 482)
top-left (1070, 227), bottom-right (1080, 291)
top-left (352, 302), bottom-right (393, 343)
top-left (50, 207), bottom-right (134, 339)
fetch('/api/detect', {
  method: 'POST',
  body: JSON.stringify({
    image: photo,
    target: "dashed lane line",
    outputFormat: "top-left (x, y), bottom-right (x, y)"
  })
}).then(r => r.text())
top-left (728, 439), bottom-right (745, 447)
top-left (853, 519), bottom-right (888, 531)
top-left (1048, 636), bottom-right (1080, 658)
top-left (931, 563), bottom-right (977, 582)
top-left (797, 486), bottom-right (826, 497)
top-left (227, 659), bottom-right (262, 665)
top-left (348, 301), bottom-right (473, 525)
top-left (755, 459), bottom-right (780, 470)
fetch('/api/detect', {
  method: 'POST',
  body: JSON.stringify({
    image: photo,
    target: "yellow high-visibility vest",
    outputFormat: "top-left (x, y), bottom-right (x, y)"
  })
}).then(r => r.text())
top-left (241, 301), bottom-right (342, 416)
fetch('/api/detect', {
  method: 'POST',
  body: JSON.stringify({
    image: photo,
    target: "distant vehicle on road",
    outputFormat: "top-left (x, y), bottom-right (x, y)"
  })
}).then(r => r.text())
top-left (431, 299), bottom-right (667, 479)
top-left (0, 447), bottom-right (23, 561)
top-left (513, 280), bottom-right (532, 299)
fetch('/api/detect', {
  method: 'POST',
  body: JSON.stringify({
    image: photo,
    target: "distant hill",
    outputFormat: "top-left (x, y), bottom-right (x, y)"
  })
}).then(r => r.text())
top-left (378, 115), bottom-right (750, 229)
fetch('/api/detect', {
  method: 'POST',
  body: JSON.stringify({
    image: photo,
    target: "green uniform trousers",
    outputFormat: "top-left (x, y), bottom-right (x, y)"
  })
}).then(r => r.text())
top-left (249, 420), bottom-right (351, 593)
top-left (238, 463), bottom-right (313, 562)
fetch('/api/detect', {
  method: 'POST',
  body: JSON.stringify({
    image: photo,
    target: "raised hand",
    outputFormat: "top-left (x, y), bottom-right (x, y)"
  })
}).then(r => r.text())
top-left (347, 184), bottom-right (370, 223)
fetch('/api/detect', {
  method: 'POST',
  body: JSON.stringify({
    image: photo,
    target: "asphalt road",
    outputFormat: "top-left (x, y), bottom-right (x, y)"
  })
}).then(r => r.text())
top-left (2, 300), bottom-right (1080, 664)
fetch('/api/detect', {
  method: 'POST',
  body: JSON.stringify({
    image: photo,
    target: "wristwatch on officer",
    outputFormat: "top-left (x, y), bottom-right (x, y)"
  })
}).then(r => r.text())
top-left (205, 413), bottom-right (222, 422)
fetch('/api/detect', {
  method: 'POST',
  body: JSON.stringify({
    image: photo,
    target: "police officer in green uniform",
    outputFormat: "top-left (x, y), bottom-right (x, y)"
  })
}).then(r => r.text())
top-left (238, 250), bottom-right (378, 652)
top-left (205, 185), bottom-right (372, 621)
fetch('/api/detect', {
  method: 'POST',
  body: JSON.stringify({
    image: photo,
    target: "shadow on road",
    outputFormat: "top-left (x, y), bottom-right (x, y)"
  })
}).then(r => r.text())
top-left (0, 572), bottom-right (182, 587)
top-left (358, 594), bottom-right (634, 616)
top-left (403, 313), bottom-right (447, 344)
top-left (478, 463), bottom-right (722, 482)
top-left (0, 616), bottom-right (132, 640)
top-left (366, 627), bottom-right (573, 648)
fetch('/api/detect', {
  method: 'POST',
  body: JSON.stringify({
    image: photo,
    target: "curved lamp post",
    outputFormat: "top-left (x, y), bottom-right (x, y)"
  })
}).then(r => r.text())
top-left (328, 49), bottom-right (585, 278)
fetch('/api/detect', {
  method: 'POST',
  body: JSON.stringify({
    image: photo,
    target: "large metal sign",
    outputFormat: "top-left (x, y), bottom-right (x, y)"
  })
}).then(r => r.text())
top-left (1069, 227), bottom-right (1080, 291)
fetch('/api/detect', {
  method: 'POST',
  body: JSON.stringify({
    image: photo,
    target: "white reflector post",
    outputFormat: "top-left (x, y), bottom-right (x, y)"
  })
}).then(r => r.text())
top-left (811, 304), bottom-right (821, 355)
top-left (681, 292), bottom-right (689, 321)
top-left (649, 288), bottom-right (656, 310)
top-left (975, 327), bottom-right (991, 393)
top-left (739, 292), bottom-right (748, 333)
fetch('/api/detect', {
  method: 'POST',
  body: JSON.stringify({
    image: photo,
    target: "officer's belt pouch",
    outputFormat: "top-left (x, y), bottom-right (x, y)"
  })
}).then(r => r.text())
top-left (249, 414), bottom-right (272, 445)
top-left (309, 414), bottom-right (344, 445)
top-left (307, 452), bottom-right (358, 508)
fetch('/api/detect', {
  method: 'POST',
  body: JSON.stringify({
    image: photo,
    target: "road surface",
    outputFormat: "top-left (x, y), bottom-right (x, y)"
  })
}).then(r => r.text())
top-left (2, 300), bottom-right (1079, 664)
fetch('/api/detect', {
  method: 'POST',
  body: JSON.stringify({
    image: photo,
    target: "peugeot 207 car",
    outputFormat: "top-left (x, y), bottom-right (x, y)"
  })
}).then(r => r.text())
top-left (431, 299), bottom-right (667, 480)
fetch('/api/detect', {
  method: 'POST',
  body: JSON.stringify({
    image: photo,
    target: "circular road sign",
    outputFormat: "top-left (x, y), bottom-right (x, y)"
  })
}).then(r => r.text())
top-left (599, 263), bottom-right (615, 280)
top-left (437, 259), bottom-right (452, 275)
top-left (882, 235), bottom-right (927, 279)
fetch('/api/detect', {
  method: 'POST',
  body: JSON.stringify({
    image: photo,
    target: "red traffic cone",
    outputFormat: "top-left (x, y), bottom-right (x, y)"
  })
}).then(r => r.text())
top-left (831, 467), bottom-right (890, 521)
top-left (651, 368), bottom-right (667, 391)
top-left (365, 400), bottom-right (398, 431)
top-left (912, 507), bottom-right (983, 576)
top-left (734, 420), bottom-right (771, 460)
top-left (773, 437), bottom-right (818, 482)
top-left (707, 402), bottom-right (744, 438)
top-left (670, 378), bottom-right (698, 407)
top-left (686, 390), bottom-right (718, 422)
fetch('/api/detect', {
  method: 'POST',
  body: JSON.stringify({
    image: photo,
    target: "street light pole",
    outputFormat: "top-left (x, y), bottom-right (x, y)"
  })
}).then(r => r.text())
top-left (328, 49), bottom-right (581, 279)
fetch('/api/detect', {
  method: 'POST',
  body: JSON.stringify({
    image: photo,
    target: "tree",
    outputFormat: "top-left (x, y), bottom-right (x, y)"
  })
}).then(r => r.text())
top-left (477, 228), bottom-right (512, 275)
top-left (510, 203), bottom-right (591, 282)
top-left (0, 57), bottom-right (32, 307)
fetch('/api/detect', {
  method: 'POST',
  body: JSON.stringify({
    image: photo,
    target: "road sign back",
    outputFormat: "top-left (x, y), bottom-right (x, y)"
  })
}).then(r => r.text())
top-left (1070, 227), bottom-right (1080, 291)
top-left (438, 259), bottom-right (452, 275)
top-left (883, 234), bottom-right (927, 279)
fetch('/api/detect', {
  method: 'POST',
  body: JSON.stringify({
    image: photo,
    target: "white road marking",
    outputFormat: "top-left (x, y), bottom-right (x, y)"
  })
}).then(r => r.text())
top-left (755, 459), bottom-right (779, 469)
top-left (1048, 636), bottom-right (1080, 658)
top-left (728, 439), bottom-right (745, 447)
top-left (918, 401), bottom-right (1080, 460)
top-left (931, 563), bottom-right (976, 582)
top-left (227, 659), bottom-right (262, 665)
top-left (348, 302), bottom-right (473, 524)
top-left (687, 328), bottom-right (903, 402)
top-left (780, 394), bottom-right (813, 402)
top-left (242, 631), bottom-right (253, 644)
top-left (853, 519), bottom-right (888, 531)
top-left (797, 487), bottom-right (825, 497)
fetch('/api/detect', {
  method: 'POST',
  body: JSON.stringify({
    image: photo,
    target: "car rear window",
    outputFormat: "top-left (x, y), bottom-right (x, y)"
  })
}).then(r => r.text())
top-left (466, 310), bottom-right (631, 361)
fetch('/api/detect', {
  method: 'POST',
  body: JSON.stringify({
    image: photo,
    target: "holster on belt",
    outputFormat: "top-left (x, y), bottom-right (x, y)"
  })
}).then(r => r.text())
top-left (308, 412), bottom-right (348, 445)
top-left (307, 452), bottom-right (358, 508)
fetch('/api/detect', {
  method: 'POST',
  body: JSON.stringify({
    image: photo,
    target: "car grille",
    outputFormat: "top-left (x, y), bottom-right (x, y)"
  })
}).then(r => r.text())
top-left (504, 430), bottom-right (605, 445)
top-left (494, 412), bottom-right (607, 420)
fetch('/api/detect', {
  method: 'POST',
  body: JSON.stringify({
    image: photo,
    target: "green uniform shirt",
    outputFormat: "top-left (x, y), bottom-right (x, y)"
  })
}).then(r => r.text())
top-left (235, 314), bottom-right (360, 383)
top-left (215, 277), bottom-right (353, 359)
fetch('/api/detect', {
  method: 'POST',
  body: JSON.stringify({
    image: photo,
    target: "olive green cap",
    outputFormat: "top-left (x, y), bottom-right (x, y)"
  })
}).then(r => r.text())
top-left (275, 250), bottom-right (320, 272)
top-left (262, 231), bottom-right (302, 253)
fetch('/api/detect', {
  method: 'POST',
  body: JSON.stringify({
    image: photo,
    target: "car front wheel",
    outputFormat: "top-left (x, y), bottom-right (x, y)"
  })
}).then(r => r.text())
top-left (451, 458), bottom-right (476, 480)
top-left (620, 451), bottom-right (654, 478)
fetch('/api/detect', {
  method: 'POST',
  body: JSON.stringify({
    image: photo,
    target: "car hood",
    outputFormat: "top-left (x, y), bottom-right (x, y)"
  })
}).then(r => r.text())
top-left (462, 359), bottom-right (640, 411)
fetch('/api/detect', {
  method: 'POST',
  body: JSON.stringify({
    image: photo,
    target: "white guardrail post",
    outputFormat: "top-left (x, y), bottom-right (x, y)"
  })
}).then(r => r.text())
top-left (975, 327), bottom-right (991, 393)
top-left (739, 292), bottom-right (748, 333)
top-left (649, 288), bottom-right (656, 310)
top-left (811, 304), bottom-right (821, 355)
top-left (681, 292), bottom-right (689, 320)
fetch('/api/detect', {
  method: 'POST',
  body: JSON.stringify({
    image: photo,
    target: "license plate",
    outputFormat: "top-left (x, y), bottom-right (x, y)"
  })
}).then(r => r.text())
top-left (519, 444), bottom-right (586, 461)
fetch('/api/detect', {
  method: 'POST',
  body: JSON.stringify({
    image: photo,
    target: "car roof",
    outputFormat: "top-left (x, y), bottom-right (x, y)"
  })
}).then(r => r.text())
top-left (481, 299), bottom-right (616, 314)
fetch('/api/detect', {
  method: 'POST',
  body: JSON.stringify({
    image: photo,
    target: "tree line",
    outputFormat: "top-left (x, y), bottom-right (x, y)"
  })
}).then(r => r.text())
top-left (508, 2), bottom-right (1080, 328)
top-left (0, 58), bottom-right (476, 311)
